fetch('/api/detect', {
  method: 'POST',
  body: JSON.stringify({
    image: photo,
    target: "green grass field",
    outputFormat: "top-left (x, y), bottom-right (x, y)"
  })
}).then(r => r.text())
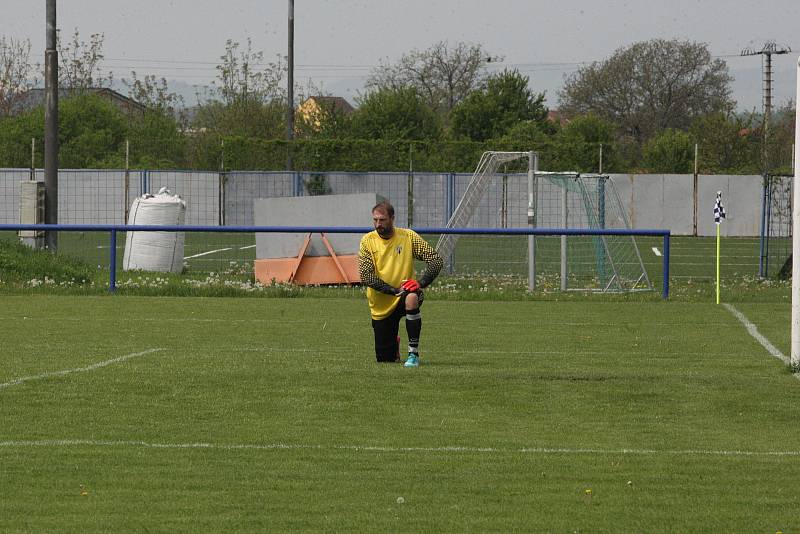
top-left (2, 296), bottom-right (800, 531)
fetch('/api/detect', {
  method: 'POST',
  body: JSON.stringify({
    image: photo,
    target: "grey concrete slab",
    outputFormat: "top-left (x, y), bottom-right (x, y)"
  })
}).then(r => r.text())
top-left (254, 193), bottom-right (381, 259)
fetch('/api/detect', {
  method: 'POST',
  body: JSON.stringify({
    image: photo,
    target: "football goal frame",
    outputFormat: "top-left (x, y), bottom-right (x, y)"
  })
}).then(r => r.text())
top-left (435, 151), bottom-right (652, 293)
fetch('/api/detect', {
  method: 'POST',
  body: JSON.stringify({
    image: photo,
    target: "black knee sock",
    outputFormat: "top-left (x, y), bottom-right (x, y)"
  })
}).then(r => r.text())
top-left (405, 308), bottom-right (421, 354)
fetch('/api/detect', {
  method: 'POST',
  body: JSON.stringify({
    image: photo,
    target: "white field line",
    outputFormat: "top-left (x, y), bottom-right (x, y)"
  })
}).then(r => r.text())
top-left (651, 247), bottom-right (662, 257)
top-left (183, 248), bottom-right (232, 260)
top-left (723, 303), bottom-right (799, 380)
top-left (0, 316), bottom-right (738, 328)
top-left (0, 438), bottom-right (798, 458)
top-left (0, 348), bottom-right (163, 390)
top-left (236, 347), bottom-right (770, 359)
top-left (239, 244), bottom-right (256, 250)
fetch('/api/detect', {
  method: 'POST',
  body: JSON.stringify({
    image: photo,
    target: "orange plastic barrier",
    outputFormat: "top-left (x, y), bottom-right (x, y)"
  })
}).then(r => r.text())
top-left (253, 233), bottom-right (359, 286)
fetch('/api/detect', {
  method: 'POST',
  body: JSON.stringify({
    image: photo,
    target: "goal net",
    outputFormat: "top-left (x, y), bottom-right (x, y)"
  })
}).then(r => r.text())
top-left (435, 151), bottom-right (651, 292)
top-left (760, 174), bottom-right (792, 278)
top-left (535, 172), bottom-right (651, 292)
top-left (435, 151), bottom-right (531, 261)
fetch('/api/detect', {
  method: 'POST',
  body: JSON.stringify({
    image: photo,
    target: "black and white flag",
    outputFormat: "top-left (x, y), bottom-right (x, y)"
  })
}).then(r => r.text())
top-left (714, 191), bottom-right (726, 225)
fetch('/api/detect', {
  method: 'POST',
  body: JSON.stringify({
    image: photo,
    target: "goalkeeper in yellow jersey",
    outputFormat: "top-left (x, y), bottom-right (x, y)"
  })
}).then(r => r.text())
top-left (359, 200), bottom-right (443, 367)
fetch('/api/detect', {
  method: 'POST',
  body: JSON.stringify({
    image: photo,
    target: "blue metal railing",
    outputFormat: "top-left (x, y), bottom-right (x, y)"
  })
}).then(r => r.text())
top-left (0, 224), bottom-right (671, 298)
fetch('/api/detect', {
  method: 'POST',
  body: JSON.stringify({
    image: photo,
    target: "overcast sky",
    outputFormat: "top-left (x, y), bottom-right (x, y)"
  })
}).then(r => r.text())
top-left (3, 0), bottom-right (799, 110)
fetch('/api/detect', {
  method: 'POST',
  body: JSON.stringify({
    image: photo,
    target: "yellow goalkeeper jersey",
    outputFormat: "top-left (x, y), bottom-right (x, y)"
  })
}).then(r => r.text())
top-left (358, 227), bottom-right (443, 320)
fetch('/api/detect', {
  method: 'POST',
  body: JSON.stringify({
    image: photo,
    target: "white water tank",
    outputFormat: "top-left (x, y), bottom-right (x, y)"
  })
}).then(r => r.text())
top-left (123, 187), bottom-right (186, 273)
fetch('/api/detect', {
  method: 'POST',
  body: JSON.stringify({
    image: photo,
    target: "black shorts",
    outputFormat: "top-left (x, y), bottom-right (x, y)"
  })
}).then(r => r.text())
top-left (371, 291), bottom-right (423, 362)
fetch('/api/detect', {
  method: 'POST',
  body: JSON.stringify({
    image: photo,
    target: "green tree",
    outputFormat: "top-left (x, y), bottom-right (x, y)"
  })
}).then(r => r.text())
top-left (366, 41), bottom-right (489, 117)
top-left (124, 73), bottom-right (184, 119)
top-left (0, 94), bottom-right (129, 168)
top-left (0, 106), bottom-right (43, 167)
top-left (350, 87), bottom-right (441, 140)
top-left (642, 128), bottom-right (694, 173)
top-left (551, 114), bottom-right (622, 172)
top-left (0, 36), bottom-right (35, 117)
top-left (58, 94), bottom-right (127, 167)
top-left (493, 119), bottom-right (551, 146)
top-left (764, 100), bottom-right (796, 174)
top-left (689, 112), bottom-right (758, 173)
top-left (194, 94), bottom-right (285, 140)
top-left (214, 38), bottom-right (284, 106)
top-left (193, 39), bottom-right (286, 138)
top-left (57, 28), bottom-right (113, 90)
top-left (560, 114), bottom-right (615, 145)
top-left (450, 69), bottom-right (547, 141)
top-left (123, 72), bottom-right (188, 167)
top-left (559, 39), bottom-right (733, 145)
top-left (127, 111), bottom-right (186, 168)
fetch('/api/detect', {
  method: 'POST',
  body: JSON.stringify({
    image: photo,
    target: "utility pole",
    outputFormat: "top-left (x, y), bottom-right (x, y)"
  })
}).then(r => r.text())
top-left (741, 40), bottom-right (792, 173)
top-left (286, 0), bottom-right (294, 171)
top-left (45, 0), bottom-right (58, 251)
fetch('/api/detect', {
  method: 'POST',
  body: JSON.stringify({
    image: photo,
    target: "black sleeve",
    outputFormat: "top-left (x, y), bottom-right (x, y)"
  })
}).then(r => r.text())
top-left (410, 232), bottom-right (444, 288)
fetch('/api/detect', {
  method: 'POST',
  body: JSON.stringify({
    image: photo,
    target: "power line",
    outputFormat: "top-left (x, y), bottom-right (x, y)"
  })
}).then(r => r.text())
top-left (28, 42), bottom-right (799, 73)
top-left (27, 48), bottom-right (798, 86)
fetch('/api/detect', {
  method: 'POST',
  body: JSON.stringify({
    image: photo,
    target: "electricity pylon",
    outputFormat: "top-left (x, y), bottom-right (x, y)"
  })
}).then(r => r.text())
top-left (741, 40), bottom-right (792, 172)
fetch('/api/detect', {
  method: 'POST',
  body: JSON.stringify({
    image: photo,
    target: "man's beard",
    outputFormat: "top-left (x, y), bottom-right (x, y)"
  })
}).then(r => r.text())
top-left (376, 226), bottom-right (392, 238)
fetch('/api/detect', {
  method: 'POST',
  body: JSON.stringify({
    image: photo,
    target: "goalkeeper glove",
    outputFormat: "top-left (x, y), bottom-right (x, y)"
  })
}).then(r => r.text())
top-left (400, 279), bottom-right (421, 292)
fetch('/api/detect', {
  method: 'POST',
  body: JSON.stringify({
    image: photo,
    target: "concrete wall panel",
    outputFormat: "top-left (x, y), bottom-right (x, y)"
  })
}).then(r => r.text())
top-left (0, 170), bottom-right (770, 237)
top-left (254, 193), bottom-right (380, 259)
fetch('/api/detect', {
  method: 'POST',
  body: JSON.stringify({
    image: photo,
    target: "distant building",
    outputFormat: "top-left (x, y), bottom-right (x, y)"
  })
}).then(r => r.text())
top-left (297, 96), bottom-right (354, 131)
top-left (14, 87), bottom-right (147, 118)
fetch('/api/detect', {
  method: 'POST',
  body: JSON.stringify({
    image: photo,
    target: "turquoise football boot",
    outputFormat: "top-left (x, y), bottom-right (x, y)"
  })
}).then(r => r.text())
top-left (404, 353), bottom-right (420, 367)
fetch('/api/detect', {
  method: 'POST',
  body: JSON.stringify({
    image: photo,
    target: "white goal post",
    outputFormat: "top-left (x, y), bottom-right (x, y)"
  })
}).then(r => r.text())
top-left (791, 56), bottom-right (800, 369)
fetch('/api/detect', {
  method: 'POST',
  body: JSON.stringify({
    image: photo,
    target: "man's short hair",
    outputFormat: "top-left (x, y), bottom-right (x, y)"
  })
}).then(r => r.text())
top-left (372, 200), bottom-right (395, 218)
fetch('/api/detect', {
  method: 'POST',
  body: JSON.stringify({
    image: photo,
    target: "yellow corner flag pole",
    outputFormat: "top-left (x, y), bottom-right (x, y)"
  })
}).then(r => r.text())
top-left (716, 222), bottom-right (721, 304)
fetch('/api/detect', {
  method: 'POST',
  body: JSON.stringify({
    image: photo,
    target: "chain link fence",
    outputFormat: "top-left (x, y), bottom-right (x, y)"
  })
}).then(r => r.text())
top-left (0, 168), bottom-right (768, 284)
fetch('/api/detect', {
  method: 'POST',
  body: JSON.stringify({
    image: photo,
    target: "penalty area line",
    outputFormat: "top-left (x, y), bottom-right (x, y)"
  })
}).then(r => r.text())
top-left (183, 248), bottom-right (232, 260)
top-left (0, 348), bottom-right (164, 390)
top-left (0, 439), bottom-right (799, 458)
top-left (722, 304), bottom-right (799, 381)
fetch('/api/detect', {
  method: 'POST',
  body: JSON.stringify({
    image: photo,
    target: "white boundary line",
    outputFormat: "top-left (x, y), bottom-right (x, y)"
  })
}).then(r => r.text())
top-left (723, 303), bottom-right (799, 380)
top-left (0, 348), bottom-right (163, 390)
top-left (0, 316), bottom-right (740, 328)
top-left (0, 438), bottom-right (798, 457)
top-left (183, 248), bottom-right (232, 260)
top-left (233, 347), bottom-right (756, 359)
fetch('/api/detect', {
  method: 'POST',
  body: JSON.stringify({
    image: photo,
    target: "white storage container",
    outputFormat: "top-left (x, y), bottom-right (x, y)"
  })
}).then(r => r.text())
top-left (123, 187), bottom-right (186, 273)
